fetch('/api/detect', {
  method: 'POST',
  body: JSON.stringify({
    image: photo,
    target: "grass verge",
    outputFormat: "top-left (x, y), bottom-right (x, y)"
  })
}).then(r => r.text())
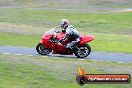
top-left (0, 8), bottom-right (132, 34)
top-left (0, 54), bottom-right (131, 88)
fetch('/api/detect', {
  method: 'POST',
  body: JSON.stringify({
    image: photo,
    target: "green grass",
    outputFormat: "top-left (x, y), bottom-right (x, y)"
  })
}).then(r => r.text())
top-left (90, 33), bottom-right (132, 53)
top-left (0, 8), bottom-right (132, 34)
top-left (0, 54), bottom-right (131, 88)
top-left (0, 32), bottom-right (41, 47)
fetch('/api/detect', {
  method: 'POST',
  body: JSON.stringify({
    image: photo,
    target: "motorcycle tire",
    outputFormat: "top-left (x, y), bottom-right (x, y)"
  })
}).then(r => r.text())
top-left (36, 43), bottom-right (52, 55)
top-left (74, 44), bottom-right (91, 58)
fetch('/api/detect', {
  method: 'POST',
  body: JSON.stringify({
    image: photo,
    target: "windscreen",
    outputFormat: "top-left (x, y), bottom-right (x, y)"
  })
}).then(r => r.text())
top-left (44, 29), bottom-right (56, 35)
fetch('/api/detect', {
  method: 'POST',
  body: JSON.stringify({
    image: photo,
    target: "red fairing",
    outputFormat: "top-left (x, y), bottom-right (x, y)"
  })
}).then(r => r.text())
top-left (79, 35), bottom-right (94, 45)
top-left (40, 35), bottom-right (51, 46)
top-left (56, 32), bottom-right (70, 45)
top-left (40, 32), bottom-right (68, 53)
top-left (39, 30), bottom-right (94, 54)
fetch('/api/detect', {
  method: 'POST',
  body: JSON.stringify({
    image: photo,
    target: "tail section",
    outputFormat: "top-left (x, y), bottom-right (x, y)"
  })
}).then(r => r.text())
top-left (79, 35), bottom-right (94, 45)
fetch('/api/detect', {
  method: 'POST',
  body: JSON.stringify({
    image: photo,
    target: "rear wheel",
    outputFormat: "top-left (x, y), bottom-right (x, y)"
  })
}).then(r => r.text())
top-left (74, 44), bottom-right (91, 58)
top-left (36, 43), bottom-right (52, 55)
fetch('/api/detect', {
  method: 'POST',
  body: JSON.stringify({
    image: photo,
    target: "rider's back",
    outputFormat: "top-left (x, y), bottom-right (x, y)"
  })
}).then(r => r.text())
top-left (66, 25), bottom-right (80, 40)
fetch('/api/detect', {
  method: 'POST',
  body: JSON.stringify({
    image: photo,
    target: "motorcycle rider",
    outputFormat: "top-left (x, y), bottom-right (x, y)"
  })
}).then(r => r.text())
top-left (59, 19), bottom-right (80, 52)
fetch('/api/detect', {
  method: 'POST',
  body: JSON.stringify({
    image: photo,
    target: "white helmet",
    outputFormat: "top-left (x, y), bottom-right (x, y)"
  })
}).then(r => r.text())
top-left (60, 19), bottom-right (69, 29)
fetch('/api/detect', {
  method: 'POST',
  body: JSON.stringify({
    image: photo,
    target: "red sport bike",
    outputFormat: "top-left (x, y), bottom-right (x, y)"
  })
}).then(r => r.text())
top-left (36, 29), bottom-right (94, 58)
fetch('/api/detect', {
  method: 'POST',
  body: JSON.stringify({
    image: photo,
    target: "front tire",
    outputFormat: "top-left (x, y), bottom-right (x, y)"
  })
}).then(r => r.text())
top-left (74, 44), bottom-right (91, 58)
top-left (36, 43), bottom-right (52, 55)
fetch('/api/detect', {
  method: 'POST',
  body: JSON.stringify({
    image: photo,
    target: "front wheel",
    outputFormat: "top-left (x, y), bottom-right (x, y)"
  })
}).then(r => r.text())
top-left (74, 44), bottom-right (91, 58)
top-left (36, 43), bottom-right (52, 55)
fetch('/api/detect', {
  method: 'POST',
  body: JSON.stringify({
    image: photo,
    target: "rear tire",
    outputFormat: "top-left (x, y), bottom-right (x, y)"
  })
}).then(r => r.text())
top-left (74, 44), bottom-right (91, 58)
top-left (36, 43), bottom-right (52, 55)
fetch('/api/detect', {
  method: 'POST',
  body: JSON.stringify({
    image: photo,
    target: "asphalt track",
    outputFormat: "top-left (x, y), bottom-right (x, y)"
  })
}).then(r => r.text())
top-left (0, 46), bottom-right (132, 63)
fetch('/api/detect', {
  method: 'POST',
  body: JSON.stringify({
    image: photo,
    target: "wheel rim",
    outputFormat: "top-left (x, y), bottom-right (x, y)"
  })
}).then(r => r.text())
top-left (38, 44), bottom-right (51, 55)
top-left (77, 46), bottom-right (89, 57)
